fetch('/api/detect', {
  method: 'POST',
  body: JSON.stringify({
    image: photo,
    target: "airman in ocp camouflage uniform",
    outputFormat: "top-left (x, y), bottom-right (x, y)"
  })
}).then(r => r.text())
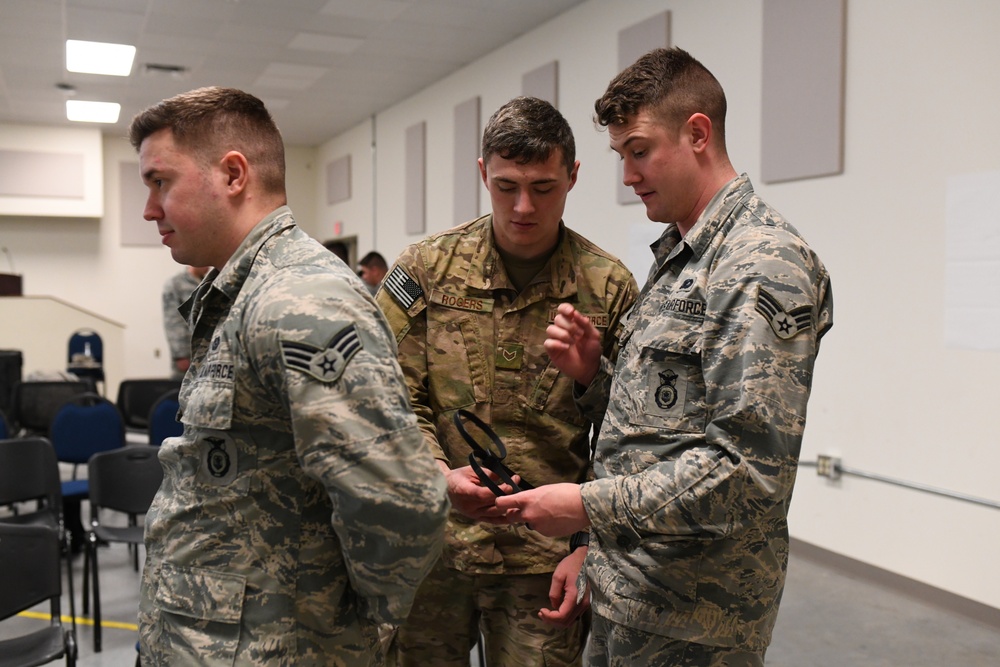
top-left (496, 49), bottom-right (833, 667)
top-left (130, 87), bottom-right (448, 667)
top-left (377, 98), bottom-right (638, 667)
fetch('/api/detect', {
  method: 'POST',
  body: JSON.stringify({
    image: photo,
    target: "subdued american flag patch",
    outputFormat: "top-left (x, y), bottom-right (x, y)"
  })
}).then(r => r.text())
top-left (281, 325), bottom-right (362, 383)
top-left (384, 265), bottom-right (423, 310)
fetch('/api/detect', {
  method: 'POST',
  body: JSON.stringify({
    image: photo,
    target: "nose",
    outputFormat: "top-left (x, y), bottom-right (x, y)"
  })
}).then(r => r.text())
top-left (513, 188), bottom-right (535, 216)
top-left (621, 158), bottom-right (640, 187)
top-left (143, 192), bottom-right (162, 222)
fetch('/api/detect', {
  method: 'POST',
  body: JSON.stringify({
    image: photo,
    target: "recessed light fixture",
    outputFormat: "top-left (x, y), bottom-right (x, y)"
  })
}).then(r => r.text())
top-left (66, 100), bottom-right (121, 123)
top-left (66, 39), bottom-right (136, 76)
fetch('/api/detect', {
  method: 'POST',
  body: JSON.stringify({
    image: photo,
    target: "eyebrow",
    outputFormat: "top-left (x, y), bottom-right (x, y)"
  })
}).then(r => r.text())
top-left (493, 175), bottom-right (558, 185)
top-left (611, 135), bottom-right (643, 153)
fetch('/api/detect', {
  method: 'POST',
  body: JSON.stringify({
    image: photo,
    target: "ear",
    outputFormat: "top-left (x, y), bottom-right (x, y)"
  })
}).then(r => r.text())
top-left (220, 150), bottom-right (249, 196)
top-left (478, 157), bottom-right (488, 186)
top-left (566, 160), bottom-right (580, 191)
top-left (687, 113), bottom-right (712, 153)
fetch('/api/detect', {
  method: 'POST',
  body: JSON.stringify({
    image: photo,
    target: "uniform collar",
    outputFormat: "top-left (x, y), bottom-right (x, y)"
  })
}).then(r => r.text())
top-left (466, 214), bottom-right (578, 298)
top-left (678, 173), bottom-right (753, 259)
top-left (206, 205), bottom-right (295, 303)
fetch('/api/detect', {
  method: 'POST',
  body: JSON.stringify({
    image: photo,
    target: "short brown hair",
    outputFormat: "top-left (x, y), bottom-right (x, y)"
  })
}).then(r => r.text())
top-left (128, 86), bottom-right (285, 194)
top-left (595, 47), bottom-right (727, 145)
top-left (482, 96), bottom-right (576, 176)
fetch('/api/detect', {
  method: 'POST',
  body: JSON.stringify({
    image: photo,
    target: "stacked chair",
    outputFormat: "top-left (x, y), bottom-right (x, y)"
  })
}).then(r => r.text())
top-left (84, 446), bottom-right (163, 653)
top-left (0, 522), bottom-right (77, 666)
top-left (0, 437), bottom-right (78, 665)
top-left (115, 379), bottom-right (182, 435)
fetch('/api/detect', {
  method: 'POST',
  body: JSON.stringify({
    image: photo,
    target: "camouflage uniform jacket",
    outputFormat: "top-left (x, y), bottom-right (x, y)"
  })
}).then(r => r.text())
top-left (161, 268), bottom-right (201, 372)
top-left (578, 175), bottom-right (833, 650)
top-left (377, 214), bottom-right (637, 574)
top-left (139, 207), bottom-right (449, 666)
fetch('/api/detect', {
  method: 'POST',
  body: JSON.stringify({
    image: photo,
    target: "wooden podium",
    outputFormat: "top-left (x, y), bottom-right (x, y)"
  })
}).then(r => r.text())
top-left (0, 274), bottom-right (21, 297)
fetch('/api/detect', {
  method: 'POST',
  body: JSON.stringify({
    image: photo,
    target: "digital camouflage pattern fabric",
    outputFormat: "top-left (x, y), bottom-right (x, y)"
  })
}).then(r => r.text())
top-left (376, 214), bottom-right (638, 575)
top-left (161, 268), bottom-right (202, 378)
top-left (577, 175), bottom-right (833, 650)
top-left (139, 207), bottom-right (449, 667)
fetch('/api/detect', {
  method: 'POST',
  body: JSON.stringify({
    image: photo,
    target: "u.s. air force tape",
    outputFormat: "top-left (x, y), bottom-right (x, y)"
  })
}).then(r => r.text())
top-left (384, 265), bottom-right (423, 310)
top-left (281, 324), bottom-right (361, 383)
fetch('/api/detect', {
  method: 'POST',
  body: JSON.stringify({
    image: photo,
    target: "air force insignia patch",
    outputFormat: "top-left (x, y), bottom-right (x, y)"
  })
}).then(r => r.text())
top-left (755, 287), bottom-right (812, 340)
top-left (281, 325), bottom-right (362, 383)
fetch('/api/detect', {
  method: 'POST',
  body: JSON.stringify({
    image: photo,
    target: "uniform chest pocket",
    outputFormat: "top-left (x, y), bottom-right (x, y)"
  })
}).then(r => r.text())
top-left (626, 334), bottom-right (707, 434)
top-left (182, 334), bottom-right (236, 431)
top-left (426, 310), bottom-right (489, 410)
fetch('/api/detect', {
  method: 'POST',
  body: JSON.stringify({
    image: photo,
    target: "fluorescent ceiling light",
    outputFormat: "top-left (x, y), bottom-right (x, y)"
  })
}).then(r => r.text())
top-left (66, 39), bottom-right (136, 76)
top-left (66, 100), bottom-right (121, 123)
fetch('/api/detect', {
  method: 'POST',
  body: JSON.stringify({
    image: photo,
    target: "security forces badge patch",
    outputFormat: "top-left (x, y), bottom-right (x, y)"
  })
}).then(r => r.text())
top-left (196, 431), bottom-right (239, 486)
top-left (755, 287), bottom-right (813, 340)
top-left (280, 324), bottom-right (362, 383)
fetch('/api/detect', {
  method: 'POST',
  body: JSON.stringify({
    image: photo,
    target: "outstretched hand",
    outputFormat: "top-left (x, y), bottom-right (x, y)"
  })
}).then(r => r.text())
top-left (494, 483), bottom-right (589, 537)
top-left (543, 303), bottom-right (603, 386)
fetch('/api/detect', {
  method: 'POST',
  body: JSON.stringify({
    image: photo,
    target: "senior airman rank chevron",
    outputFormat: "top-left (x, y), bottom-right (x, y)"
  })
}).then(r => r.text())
top-left (384, 265), bottom-right (423, 309)
top-left (755, 287), bottom-right (813, 340)
top-left (281, 325), bottom-right (361, 383)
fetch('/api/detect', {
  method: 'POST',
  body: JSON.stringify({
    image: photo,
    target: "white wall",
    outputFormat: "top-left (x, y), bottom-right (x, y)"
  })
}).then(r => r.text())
top-left (318, 0), bottom-right (1000, 610)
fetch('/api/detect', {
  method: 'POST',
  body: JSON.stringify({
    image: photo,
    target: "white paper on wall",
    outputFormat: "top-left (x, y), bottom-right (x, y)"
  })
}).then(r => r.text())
top-left (945, 171), bottom-right (1000, 351)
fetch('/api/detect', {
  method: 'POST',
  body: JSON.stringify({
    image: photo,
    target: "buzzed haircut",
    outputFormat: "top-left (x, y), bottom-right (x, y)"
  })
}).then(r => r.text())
top-left (482, 96), bottom-right (576, 176)
top-left (128, 86), bottom-right (286, 194)
top-left (595, 47), bottom-right (728, 145)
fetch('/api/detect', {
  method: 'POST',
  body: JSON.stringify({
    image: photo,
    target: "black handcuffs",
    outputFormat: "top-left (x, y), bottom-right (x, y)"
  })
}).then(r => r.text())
top-left (453, 409), bottom-right (533, 496)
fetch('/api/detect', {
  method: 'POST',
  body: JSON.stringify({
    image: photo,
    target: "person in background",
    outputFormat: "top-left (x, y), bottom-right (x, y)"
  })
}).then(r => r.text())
top-left (358, 250), bottom-right (388, 295)
top-left (377, 96), bottom-right (638, 667)
top-left (495, 48), bottom-right (834, 667)
top-left (323, 239), bottom-right (350, 265)
top-left (161, 264), bottom-right (209, 379)
top-left (130, 85), bottom-right (448, 666)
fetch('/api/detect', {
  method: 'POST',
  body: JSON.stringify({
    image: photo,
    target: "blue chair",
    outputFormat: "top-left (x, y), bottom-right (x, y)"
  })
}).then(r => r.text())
top-left (0, 409), bottom-right (8, 439)
top-left (148, 389), bottom-right (182, 446)
top-left (49, 393), bottom-right (125, 554)
top-left (67, 329), bottom-right (104, 393)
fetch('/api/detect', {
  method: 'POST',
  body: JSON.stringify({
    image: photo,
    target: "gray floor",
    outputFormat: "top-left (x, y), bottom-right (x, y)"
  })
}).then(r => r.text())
top-left (3, 537), bottom-right (1000, 666)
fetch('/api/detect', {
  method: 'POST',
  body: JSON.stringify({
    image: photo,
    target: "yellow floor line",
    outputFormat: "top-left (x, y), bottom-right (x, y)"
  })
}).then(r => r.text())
top-left (17, 610), bottom-right (139, 632)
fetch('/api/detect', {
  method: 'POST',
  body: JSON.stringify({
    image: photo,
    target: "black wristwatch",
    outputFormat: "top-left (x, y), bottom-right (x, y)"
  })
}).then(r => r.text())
top-left (569, 531), bottom-right (590, 552)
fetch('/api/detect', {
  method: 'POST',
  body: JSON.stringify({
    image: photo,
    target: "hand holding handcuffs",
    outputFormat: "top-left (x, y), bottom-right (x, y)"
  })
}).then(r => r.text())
top-left (453, 409), bottom-right (533, 496)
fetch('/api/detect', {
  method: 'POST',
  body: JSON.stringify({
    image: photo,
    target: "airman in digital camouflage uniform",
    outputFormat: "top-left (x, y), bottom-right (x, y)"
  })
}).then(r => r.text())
top-left (497, 49), bottom-right (834, 667)
top-left (376, 97), bottom-right (638, 667)
top-left (161, 265), bottom-right (208, 379)
top-left (130, 86), bottom-right (449, 666)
